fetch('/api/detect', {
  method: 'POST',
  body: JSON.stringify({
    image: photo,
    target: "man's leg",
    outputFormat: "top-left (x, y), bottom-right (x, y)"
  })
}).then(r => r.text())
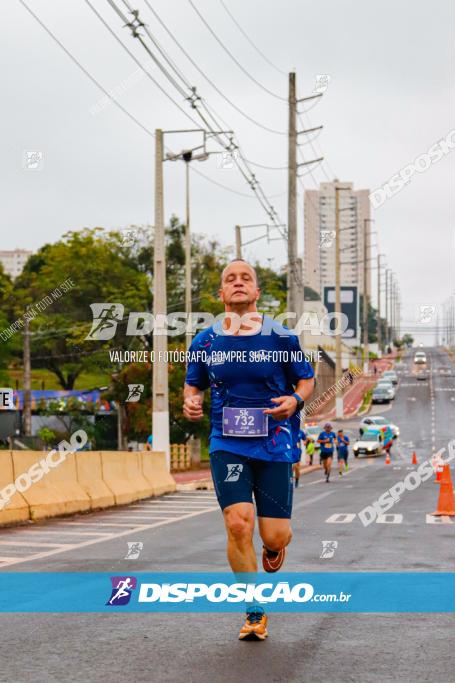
top-left (258, 517), bottom-right (292, 554)
top-left (223, 502), bottom-right (257, 573)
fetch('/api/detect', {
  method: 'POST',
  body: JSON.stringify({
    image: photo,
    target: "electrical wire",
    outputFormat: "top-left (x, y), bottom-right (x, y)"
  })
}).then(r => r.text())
top-left (19, 0), bottom-right (270, 201)
top-left (140, 0), bottom-right (286, 136)
top-left (187, 0), bottom-right (287, 102)
top-left (218, 0), bottom-right (287, 76)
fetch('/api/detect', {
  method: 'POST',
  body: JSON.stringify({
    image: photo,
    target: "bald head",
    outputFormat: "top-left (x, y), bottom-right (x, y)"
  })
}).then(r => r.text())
top-left (218, 259), bottom-right (260, 309)
top-left (220, 259), bottom-right (259, 288)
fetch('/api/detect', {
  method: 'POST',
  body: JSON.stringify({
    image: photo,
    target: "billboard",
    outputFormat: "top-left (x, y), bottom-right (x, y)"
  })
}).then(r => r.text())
top-left (323, 286), bottom-right (359, 342)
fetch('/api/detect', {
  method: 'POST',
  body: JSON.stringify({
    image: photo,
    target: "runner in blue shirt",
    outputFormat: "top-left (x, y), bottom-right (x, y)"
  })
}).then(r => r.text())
top-left (184, 259), bottom-right (315, 641)
top-left (336, 429), bottom-right (350, 475)
top-left (317, 423), bottom-right (336, 482)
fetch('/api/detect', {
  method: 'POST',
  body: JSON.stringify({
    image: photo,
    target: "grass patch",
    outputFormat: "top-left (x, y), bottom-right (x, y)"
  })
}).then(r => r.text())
top-left (359, 388), bottom-right (372, 414)
top-left (7, 367), bottom-right (111, 391)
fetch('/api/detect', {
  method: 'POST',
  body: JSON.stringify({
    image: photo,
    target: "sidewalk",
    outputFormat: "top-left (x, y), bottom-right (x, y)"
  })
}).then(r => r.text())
top-left (312, 354), bottom-right (396, 422)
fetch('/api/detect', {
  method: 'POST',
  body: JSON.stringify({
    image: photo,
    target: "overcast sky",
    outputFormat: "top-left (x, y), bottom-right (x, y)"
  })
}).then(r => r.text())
top-left (3, 0), bottom-right (455, 343)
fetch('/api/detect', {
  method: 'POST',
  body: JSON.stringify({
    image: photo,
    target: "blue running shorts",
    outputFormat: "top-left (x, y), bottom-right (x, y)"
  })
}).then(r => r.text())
top-left (210, 451), bottom-right (293, 519)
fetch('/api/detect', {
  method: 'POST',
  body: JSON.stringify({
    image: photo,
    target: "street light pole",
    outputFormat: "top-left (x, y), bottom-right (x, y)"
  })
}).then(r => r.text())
top-left (184, 154), bottom-right (192, 352)
top-left (235, 225), bottom-right (242, 259)
top-left (153, 129), bottom-right (170, 468)
top-left (362, 219), bottom-right (373, 374)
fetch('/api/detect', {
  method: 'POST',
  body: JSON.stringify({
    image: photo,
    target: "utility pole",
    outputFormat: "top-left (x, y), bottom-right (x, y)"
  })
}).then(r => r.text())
top-left (287, 72), bottom-right (298, 315)
top-left (184, 153), bottom-right (192, 352)
top-left (385, 268), bottom-right (389, 349)
top-left (153, 129), bottom-right (170, 468)
top-left (235, 225), bottom-right (242, 259)
top-left (23, 314), bottom-right (32, 437)
top-left (377, 254), bottom-right (382, 354)
top-left (362, 219), bottom-right (371, 374)
top-left (335, 185), bottom-right (343, 417)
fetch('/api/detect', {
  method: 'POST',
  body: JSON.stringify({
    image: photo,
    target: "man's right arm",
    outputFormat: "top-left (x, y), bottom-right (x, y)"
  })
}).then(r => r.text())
top-left (183, 383), bottom-right (205, 421)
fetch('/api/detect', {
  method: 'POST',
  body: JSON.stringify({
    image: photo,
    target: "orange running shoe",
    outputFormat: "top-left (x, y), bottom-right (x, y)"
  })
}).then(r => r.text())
top-left (262, 545), bottom-right (286, 573)
top-left (238, 607), bottom-right (268, 641)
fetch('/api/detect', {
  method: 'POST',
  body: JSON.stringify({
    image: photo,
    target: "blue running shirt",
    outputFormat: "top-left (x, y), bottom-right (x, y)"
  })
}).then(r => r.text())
top-left (185, 316), bottom-right (314, 463)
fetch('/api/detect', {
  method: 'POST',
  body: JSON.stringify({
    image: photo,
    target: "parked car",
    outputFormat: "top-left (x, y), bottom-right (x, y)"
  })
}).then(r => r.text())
top-left (375, 380), bottom-right (395, 400)
top-left (359, 416), bottom-right (399, 439)
top-left (382, 370), bottom-right (398, 385)
top-left (376, 379), bottom-right (395, 400)
top-left (372, 386), bottom-right (392, 404)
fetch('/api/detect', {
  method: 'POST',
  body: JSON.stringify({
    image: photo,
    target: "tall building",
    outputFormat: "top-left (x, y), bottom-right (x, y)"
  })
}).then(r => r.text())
top-left (304, 181), bottom-right (371, 298)
top-left (0, 249), bottom-right (33, 279)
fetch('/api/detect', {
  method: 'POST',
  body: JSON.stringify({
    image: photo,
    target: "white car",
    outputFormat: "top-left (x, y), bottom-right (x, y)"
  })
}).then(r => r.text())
top-left (375, 380), bottom-right (395, 400)
top-left (414, 352), bottom-right (427, 365)
top-left (359, 416), bottom-right (400, 439)
top-left (353, 431), bottom-right (385, 457)
top-left (382, 370), bottom-right (398, 385)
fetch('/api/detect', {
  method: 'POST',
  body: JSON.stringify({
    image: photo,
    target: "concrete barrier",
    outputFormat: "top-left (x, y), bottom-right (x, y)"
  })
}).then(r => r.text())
top-left (75, 451), bottom-right (115, 509)
top-left (0, 451), bottom-right (30, 525)
top-left (141, 451), bottom-right (176, 496)
top-left (100, 451), bottom-right (154, 505)
top-left (11, 450), bottom-right (91, 520)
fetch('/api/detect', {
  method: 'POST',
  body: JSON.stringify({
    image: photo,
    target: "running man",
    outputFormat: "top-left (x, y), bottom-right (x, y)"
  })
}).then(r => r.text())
top-left (336, 429), bottom-right (350, 475)
top-left (317, 423), bottom-right (336, 482)
top-left (183, 259), bottom-right (315, 640)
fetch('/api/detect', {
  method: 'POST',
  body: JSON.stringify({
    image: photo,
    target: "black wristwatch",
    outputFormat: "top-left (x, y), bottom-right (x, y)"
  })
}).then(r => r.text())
top-left (291, 392), bottom-right (305, 412)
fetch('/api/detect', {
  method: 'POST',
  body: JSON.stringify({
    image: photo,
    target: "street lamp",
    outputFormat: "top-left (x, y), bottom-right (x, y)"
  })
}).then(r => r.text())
top-left (166, 146), bottom-right (211, 351)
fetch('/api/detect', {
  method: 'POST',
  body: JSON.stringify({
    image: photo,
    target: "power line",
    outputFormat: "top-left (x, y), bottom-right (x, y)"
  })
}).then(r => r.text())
top-left (141, 0), bottom-right (286, 136)
top-left (218, 0), bottom-right (287, 76)
top-left (18, 0), bottom-right (271, 201)
top-left (108, 0), bottom-right (287, 238)
top-left (187, 0), bottom-right (287, 102)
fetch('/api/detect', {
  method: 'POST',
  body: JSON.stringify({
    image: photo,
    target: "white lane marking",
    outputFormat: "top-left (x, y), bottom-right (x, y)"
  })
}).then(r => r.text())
top-left (0, 540), bottom-right (65, 548)
top-left (293, 491), bottom-right (334, 511)
top-left (57, 521), bottom-right (167, 528)
top-left (5, 530), bottom-right (112, 537)
top-left (303, 460), bottom-right (373, 487)
top-left (160, 495), bottom-right (217, 500)
top-left (326, 513), bottom-right (356, 523)
top-left (0, 556), bottom-right (22, 563)
top-left (0, 507), bottom-right (218, 568)
top-left (426, 514), bottom-right (453, 524)
top-left (376, 513), bottom-right (403, 524)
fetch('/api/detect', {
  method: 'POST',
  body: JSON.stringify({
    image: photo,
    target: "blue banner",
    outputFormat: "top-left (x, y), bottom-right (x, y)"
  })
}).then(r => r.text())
top-left (0, 572), bottom-right (454, 612)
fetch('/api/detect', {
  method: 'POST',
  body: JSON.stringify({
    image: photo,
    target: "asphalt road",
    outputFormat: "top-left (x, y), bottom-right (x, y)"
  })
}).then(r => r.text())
top-left (0, 347), bottom-right (454, 683)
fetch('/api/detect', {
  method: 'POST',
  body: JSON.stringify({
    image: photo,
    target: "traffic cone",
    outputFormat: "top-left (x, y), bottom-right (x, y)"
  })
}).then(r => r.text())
top-left (411, 451), bottom-right (418, 465)
top-left (385, 451), bottom-right (391, 464)
top-left (432, 465), bottom-right (455, 516)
